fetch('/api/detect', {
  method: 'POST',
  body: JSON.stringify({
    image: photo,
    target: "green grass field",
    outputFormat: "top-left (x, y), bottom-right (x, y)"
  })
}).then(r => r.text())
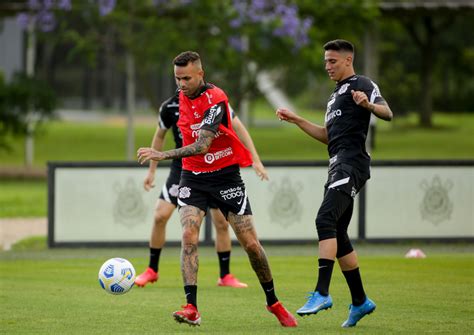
top-left (1, 244), bottom-right (473, 334)
top-left (0, 179), bottom-right (46, 217)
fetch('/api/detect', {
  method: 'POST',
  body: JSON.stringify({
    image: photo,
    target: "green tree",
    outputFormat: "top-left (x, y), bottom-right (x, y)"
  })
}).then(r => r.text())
top-left (0, 72), bottom-right (56, 151)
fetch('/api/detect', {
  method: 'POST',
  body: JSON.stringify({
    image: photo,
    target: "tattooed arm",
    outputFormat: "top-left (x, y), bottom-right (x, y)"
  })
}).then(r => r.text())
top-left (137, 129), bottom-right (215, 164)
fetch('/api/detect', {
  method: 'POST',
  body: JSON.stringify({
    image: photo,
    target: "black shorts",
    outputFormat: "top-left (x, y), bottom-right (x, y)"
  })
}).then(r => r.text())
top-left (178, 164), bottom-right (252, 217)
top-left (315, 163), bottom-right (369, 241)
top-left (324, 163), bottom-right (369, 198)
top-left (159, 165), bottom-right (181, 206)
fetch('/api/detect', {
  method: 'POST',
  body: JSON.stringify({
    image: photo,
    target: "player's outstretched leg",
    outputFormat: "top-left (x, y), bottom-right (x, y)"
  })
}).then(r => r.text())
top-left (227, 213), bottom-right (297, 327)
top-left (341, 297), bottom-right (376, 327)
top-left (136, 200), bottom-right (175, 287)
top-left (296, 291), bottom-right (333, 316)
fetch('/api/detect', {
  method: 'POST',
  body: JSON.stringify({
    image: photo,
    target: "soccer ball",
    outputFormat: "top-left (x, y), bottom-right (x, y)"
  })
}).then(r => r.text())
top-left (98, 258), bottom-right (136, 295)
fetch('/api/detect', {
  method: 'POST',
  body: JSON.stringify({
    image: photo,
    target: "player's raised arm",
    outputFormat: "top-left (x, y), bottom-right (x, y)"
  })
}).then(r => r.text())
top-left (276, 108), bottom-right (328, 145)
top-left (351, 90), bottom-right (393, 121)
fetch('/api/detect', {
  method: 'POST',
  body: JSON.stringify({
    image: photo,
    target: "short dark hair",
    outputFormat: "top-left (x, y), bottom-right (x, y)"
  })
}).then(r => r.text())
top-left (323, 39), bottom-right (354, 53)
top-left (173, 51), bottom-right (201, 67)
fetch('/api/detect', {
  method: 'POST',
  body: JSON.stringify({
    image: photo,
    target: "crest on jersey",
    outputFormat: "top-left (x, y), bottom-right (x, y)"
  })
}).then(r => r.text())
top-left (338, 83), bottom-right (350, 95)
top-left (420, 175), bottom-right (453, 225)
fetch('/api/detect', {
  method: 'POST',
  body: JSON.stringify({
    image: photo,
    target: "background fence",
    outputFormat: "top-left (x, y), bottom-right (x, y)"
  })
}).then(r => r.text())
top-left (47, 160), bottom-right (474, 247)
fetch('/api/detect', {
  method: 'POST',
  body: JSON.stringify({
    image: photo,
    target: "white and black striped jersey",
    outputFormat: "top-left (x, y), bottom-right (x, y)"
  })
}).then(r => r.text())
top-left (325, 74), bottom-right (386, 173)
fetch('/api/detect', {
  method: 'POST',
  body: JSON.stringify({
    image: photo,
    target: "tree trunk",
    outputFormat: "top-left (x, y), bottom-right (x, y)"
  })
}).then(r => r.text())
top-left (419, 16), bottom-right (434, 128)
top-left (24, 20), bottom-right (36, 167)
top-left (126, 52), bottom-right (135, 161)
top-left (239, 35), bottom-right (250, 126)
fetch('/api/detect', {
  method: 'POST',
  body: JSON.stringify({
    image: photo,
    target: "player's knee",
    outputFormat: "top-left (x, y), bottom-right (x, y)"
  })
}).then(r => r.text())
top-left (182, 227), bottom-right (199, 243)
top-left (241, 239), bottom-right (261, 255)
top-left (336, 233), bottom-right (353, 259)
top-left (153, 212), bottom-right (168, 227)
top-left (315, 215), bottom-right (337, 241)
top-left (213, 219), bottom-right (229, 233)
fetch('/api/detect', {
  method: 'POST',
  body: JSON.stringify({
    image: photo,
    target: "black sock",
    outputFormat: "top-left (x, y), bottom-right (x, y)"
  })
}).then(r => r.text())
top-left (343, 268), bottom-right (366, 306)
top-left (260, 279), bottom-right (278, 306)
top-left (315, 258), bottom-right (335, 296)
top-left (184, 285), bottom-right (198, 308)
top-left (148, 247), bottom-right (161, 273)
top-left (217, 251), bottom-right (231, 278)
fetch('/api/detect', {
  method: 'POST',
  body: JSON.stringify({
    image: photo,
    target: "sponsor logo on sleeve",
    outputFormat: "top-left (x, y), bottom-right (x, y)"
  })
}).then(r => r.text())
top-left (202, 104), bottom-right (222, 125)
top-left (370, 81), bottom-right (382, 103)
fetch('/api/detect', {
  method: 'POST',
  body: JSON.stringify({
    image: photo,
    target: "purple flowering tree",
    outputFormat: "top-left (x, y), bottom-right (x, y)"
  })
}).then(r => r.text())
top-left (229, 0), bottom-right (312, 52)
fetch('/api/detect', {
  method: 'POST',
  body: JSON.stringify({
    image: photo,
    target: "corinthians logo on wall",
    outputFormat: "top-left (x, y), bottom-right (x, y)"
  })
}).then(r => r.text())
top-left (420, 175), bottom-right (453, 225)
top-left (113, 178), bottom-right (147, 227)
top-left (268, 177), bottom-right (303, 228)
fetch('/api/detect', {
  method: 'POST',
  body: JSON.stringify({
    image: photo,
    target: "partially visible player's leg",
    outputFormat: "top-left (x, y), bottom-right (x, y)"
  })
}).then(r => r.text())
top-left (135, 199), bottom-right (176, 287)
top-left (337, 207), bottom-right (375, 328)
top-left (335, 168), bottom-right (375, 328)
top-left (227, 212), bottom-right (297, 327)
top-left (150, 199), bottom-right (177, 248)
top-left (210, 208), bottom-right (248, 288)
top-left (172, 205), bottom-right (205, 326)
top-left (297, 187), bottom-right (351, 316)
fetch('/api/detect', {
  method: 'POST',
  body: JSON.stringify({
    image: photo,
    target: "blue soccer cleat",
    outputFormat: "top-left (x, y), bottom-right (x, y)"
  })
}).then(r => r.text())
top-left (296, 291), bottom-right (333, 316)
top-left (341, 297), bottom-right (376, 327)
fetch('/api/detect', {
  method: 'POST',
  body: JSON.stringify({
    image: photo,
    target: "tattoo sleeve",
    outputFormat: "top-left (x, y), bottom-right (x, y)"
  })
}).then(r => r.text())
top-left (162, 129), bottom-right (215, 160)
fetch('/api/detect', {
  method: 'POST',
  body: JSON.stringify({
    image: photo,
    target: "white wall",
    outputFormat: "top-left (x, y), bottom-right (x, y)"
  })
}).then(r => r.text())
top-left (50, 164), bottom-right (473, 245)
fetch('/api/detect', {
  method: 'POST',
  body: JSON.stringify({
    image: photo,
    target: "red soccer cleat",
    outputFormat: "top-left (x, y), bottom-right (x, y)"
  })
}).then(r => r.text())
top-left (217, 274), bottom-right (248, 288)
top-left (266, 301), bottom-right (298, 327)
top-left (173, 304), bottom-right (201, 326)
top-left (134, 267), bottom-right (158, 287)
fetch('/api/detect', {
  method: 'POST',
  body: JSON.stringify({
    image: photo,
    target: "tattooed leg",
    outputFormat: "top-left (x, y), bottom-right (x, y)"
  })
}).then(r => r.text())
top-left (227, 212), bottom-right (272, 282)
top-left (179, 205), bottom-right (204, 285)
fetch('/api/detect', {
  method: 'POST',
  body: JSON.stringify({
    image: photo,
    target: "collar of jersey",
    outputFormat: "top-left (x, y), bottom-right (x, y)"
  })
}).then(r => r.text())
top-left (187, 82), bottom-right (214, 100)
top-left (336, 74), bottom-right (357, 88)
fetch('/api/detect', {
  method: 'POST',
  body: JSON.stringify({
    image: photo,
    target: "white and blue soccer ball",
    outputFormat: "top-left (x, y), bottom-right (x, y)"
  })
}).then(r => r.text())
top-left (98, 258), bottom-right (136, 295)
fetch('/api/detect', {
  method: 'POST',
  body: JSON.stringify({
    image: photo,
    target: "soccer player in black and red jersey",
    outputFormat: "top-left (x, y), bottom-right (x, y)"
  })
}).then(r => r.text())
top-left (137, 51), bottom-right (297, 327)
top-left (135, 92), bottom-right (268, 289)
top-left (277, 39), bottom-right (393, 328)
